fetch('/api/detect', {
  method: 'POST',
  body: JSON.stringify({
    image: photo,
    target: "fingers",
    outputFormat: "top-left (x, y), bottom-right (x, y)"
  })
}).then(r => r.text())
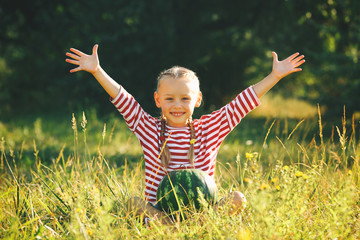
top-left (291, 53), bottom-right (305, 68)
top-left (294, 59), bottom-right (305, 68)
top-left (272, 51), bottom-right (278, 63)
top-left (65, 52), bottom-right (80, 60)
top-left (285, 68), bottom-right (303, 76)
top-left (69, 66), bottom-right (81, 73)
top-left (286, 52), bottom-right (300, 61)
top-left (69, 48), bottom-right (85, 56)
top-left (65, 58), bottom-right (83, 73)
top-left (65, 51), bottom-right (82, 73)
top-left (292, 55), bottom-right (305, 64)
top-left (65, 58), bottom-right (80, 66)
top-left (92, 44), bottom-right (99, 56)
top-left (284, 52), bottom-right (305, 68)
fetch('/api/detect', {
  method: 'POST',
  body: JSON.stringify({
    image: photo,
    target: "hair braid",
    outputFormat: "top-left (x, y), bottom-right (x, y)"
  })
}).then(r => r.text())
top-left (187, 118), bottom-right (196, 166)
top-left (160, 117), bottom-right (171, 169)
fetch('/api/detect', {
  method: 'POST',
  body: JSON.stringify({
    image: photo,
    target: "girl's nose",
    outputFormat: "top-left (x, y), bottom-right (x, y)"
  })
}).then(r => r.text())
top-left (173, 100), bottom-right (182, 108)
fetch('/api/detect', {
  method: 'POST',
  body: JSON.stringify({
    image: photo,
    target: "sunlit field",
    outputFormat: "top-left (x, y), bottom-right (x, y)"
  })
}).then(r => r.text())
top-left (1, 101), bottom-right (359, 239)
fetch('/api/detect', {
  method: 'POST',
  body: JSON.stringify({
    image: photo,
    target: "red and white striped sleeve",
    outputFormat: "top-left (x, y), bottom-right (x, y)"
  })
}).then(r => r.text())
top-left (224, 86), bottom-right (260, 130)
top-left (192, 86), bottom-right (260, 176)
top-left (110, 86), bottom-right (155, 132)
top-left (200, 86), bottom-right (260, 133)
top-left (110, 86), bottom-right (164, 204)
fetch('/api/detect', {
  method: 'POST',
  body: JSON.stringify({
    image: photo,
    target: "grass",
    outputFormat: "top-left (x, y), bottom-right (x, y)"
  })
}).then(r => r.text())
top-left (0, 106), bottom-right (359, 239)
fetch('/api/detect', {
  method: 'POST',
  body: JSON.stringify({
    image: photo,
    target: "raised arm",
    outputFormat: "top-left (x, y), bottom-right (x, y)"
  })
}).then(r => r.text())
top-left (65, 44), bottom-right (120, 99)
top-left (252, 52), bottom-right (305, 98)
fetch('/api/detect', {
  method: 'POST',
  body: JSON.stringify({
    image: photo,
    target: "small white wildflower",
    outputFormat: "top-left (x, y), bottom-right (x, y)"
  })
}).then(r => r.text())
top-left (102, 123), bottom-right (106, 141)
top-left (81, 112), bottom-right (87, 131)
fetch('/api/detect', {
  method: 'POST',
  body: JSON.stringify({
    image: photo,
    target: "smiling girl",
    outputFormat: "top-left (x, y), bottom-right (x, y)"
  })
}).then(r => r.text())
top-left (66, 44), bottom-right (305, 224)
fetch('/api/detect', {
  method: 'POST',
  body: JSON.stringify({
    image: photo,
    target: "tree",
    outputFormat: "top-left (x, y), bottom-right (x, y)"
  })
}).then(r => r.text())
top-left (0, 0), bottom-right (359, 118)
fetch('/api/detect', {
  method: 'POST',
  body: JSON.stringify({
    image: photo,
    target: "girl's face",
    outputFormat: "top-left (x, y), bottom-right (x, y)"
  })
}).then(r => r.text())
top-left (154, 77), bottom-right (202, 127)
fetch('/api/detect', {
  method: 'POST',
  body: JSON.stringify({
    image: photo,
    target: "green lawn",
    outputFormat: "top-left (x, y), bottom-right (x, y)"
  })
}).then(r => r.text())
top-left (0, 108), bottom-right (359, 239)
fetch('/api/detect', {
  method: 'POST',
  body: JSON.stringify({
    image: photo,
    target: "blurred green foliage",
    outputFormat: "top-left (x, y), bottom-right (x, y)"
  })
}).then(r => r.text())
top-left (0, 0), bottom-right (359, 118)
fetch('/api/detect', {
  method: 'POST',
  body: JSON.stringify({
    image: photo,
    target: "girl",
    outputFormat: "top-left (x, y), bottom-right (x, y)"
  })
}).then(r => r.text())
top-left (65, 44), bottom-right (305, 224)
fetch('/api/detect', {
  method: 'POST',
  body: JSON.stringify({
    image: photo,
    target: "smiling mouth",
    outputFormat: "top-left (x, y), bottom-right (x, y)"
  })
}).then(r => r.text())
top-left (171, 112), bottom-right (185, 117)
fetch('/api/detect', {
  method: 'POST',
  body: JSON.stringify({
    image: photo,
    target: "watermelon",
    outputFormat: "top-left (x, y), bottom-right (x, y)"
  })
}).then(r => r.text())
top-left (156, 169), bottom-right (218, 214)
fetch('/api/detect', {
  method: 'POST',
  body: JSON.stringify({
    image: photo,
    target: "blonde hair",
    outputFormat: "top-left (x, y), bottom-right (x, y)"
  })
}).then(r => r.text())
top-left (157, 66), bottom-right (199, 169)
top-left (156, 66), bottom-right (200, 91)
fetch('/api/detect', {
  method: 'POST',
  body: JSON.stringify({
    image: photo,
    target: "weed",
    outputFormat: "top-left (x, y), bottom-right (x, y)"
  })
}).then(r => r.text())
top-left (0, 110), bottom-right (359, 239)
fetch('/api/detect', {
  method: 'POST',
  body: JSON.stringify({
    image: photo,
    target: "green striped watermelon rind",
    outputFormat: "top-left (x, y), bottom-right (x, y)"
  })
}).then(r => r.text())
top-left (156, 169), bottom-right (218, 214)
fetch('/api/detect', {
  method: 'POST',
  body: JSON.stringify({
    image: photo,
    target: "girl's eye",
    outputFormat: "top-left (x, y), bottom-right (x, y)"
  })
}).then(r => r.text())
top-left (182, 97), bottom-right (190, 101)
top-left (165, 98), bottom-right (173, 101)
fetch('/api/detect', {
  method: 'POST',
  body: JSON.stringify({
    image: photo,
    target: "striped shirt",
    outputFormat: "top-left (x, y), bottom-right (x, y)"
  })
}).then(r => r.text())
top-left (111, 86), bottom-right (260, 204)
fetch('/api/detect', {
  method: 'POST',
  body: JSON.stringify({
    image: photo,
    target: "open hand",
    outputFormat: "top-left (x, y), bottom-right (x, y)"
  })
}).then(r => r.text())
top-left (272, 52), bottom-right (305, 79)
top-left (65, 44), bottom-right (100, 74)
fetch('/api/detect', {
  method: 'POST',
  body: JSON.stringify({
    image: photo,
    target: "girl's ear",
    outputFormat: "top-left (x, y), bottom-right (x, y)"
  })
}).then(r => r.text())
top-left (154, 91), bottom-right (161, 108)
top-left (195, 91), bottom-right (203, 108)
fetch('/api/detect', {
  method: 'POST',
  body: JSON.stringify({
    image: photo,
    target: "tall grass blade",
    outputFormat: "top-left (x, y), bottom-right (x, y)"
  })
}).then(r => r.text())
top-left (259, 120), bottom-right (276, 161)
top-left (287, 119), bottom-right (304, 140)
top-left (34, 173), bottom-right (70, 212)
top-left (317, 104), bottom-right (326, 167)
